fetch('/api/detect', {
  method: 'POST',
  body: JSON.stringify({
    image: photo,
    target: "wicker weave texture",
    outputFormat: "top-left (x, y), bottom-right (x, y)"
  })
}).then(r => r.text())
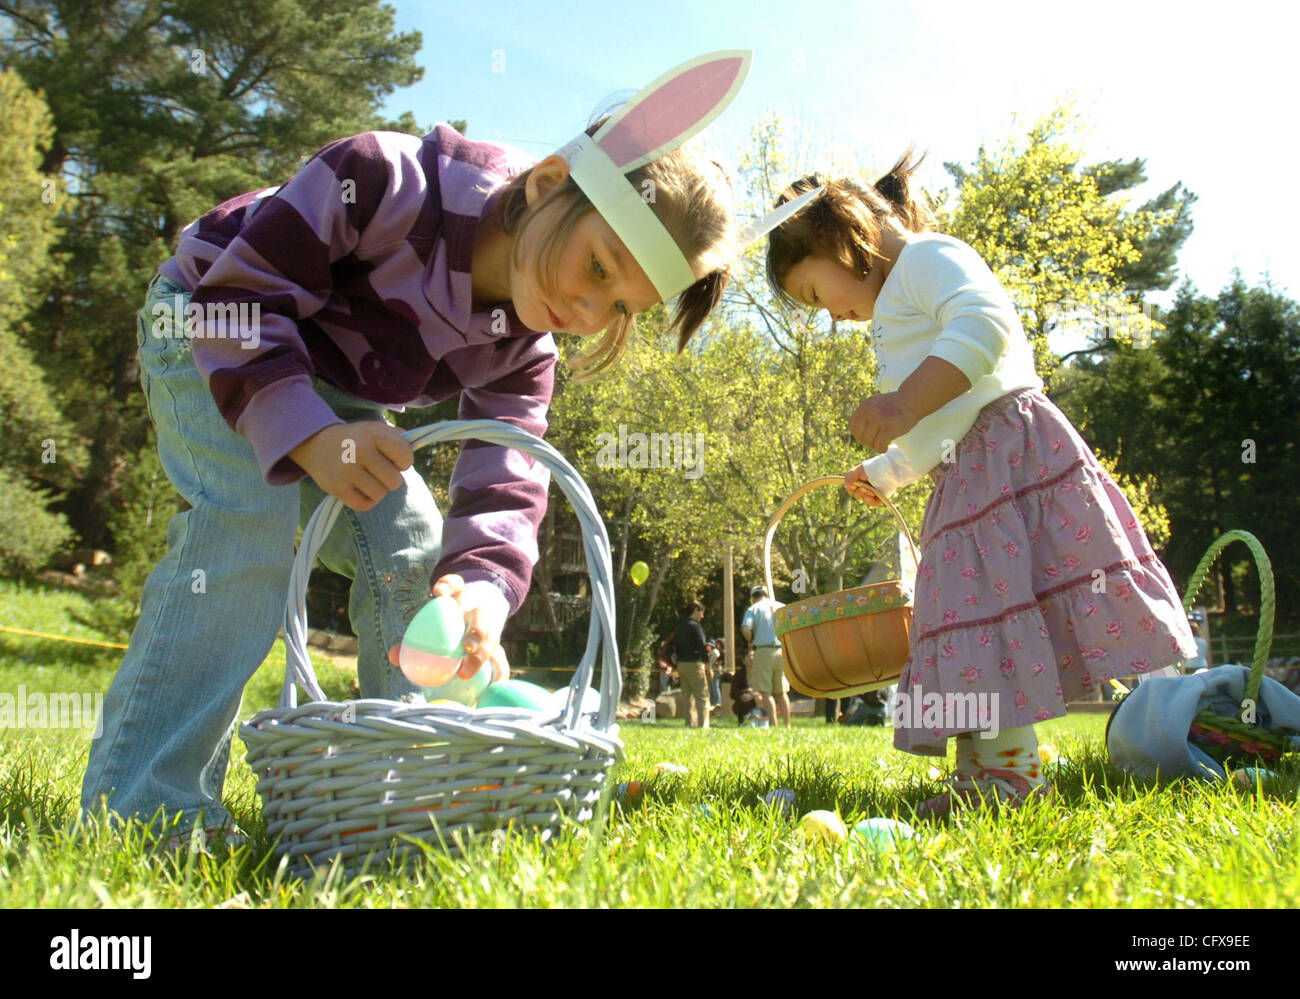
top-left (241, 420), bottom-right (623, 873)
top-left (761, 476), bottom-right (918, 697)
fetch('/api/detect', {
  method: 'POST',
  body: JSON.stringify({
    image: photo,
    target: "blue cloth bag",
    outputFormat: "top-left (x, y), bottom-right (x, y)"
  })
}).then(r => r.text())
top-left (1106, 665), bottom-right (1300, 780)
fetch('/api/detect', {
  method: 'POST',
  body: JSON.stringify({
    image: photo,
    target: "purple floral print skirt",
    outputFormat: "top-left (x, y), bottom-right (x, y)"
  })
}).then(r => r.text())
top-left (894, 388), bottom-right (1196, 755)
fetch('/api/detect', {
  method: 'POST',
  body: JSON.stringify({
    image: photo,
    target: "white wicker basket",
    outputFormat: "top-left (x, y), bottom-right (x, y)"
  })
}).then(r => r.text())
top-left (240, 420), bottom-right (624, 875)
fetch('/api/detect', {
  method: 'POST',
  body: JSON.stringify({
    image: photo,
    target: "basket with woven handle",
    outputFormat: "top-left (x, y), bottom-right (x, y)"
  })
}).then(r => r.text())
top-left (241, 420), bottom-right (623, 874)
top-left (1181, 529), bottom-right (1289, 763)
top-left (762, 476), bottom-right (919, 698)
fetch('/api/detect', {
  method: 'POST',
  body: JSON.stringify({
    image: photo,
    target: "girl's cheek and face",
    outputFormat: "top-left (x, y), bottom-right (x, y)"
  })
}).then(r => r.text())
top-left (782, 255), bottom-right (883, 323)
top-left (511, 201), bottom-right (661, 337)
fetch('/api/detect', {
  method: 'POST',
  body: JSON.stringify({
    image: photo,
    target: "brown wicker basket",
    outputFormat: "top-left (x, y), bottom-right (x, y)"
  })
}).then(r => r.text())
top-left (762, 476), bottom-right (918, 698)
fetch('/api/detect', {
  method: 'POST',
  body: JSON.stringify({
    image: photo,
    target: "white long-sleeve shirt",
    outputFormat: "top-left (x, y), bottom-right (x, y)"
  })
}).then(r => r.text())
top-left (859, 233), bottom-right (1042, 496)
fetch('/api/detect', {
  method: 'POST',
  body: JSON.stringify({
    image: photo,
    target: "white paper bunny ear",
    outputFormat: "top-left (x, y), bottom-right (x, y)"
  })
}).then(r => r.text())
top-left (560, 51), bottom-right (751, 303)
top-left (737, 185), bottom-right (824, 247)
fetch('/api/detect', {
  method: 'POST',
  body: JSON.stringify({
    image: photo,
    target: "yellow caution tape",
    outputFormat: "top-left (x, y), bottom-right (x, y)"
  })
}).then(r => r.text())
top-left (0, 624), bottom-right (129, 650)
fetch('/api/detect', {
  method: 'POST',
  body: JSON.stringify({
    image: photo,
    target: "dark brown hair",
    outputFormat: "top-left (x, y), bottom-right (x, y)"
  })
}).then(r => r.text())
top-left (492, 120), bottom-right (737, 378)
top-left (683, 600), bottom-right (705, 618)
top-left (765, 147), bottom-right (935, 309)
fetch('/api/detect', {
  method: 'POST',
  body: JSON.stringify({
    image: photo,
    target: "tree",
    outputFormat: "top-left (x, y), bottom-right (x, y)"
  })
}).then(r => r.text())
top-left (0, 68), bottom-right (77, 572)
top-left (0, 0), bottom-right (425, 547)
top-left (1088, 158), bottom-right (1196, 294)
top-left (944, 105), bottom-right (1187, 380)
top-left (1054, 277), bottom-right (1300, 621)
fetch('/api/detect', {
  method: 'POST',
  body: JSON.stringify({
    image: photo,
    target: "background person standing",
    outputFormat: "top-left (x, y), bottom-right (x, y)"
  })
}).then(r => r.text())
top-left (669, 600), bottom-right (712, 729)
top-left (742, 585), bottom-right (791, 727)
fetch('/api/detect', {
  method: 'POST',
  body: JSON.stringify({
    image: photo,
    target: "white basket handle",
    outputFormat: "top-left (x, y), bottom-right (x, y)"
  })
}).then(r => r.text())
top-left (280, 419), bottom-right (622, 733)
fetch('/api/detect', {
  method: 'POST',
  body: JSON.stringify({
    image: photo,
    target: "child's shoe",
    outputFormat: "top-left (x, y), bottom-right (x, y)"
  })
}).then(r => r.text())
top-left (914, 768), bottom-right (1052, 822)
top-left (159, 823), bottom-right (249, 856)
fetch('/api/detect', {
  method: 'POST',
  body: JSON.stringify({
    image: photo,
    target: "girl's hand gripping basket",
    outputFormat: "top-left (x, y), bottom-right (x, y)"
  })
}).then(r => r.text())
top-left (240, 420), bottom-right (624, 874)
top-left (762, 476), bottom-right (919, 698)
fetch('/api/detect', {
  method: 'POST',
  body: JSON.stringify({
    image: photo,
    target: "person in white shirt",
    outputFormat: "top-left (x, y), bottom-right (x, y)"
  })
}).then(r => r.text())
top-left (742, 585), bottom-right (790, 727)
top-left (764, 153), bottom-right (1196, 818)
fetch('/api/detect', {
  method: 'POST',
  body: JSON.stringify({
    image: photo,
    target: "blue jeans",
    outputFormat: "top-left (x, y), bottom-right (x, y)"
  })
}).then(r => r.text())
top-left (82, 274), bottom-right (445, 832)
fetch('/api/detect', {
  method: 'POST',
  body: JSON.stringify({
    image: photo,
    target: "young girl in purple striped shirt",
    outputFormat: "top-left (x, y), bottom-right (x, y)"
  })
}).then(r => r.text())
top-left (83, 53), bottom-right (751, 845)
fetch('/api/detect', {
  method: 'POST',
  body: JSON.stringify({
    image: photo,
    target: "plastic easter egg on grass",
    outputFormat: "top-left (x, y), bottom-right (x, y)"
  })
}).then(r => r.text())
top-left (478, 679), bottom-right (552, 710)
top-left (421, 662), bottom-right (491, 707)
top-left (615, 781), bottom-right (645, 806)
top-left (1038, 743), bottom-right (1058, 765)
top-left (398, 596), bottom-right (466, 686)
top-left (1232, 766), bottom-right (1278, 789)
top-left (650, 762), bottom-right (688, 777)
top-left (763, 789), bottom-right (796, 816)
top-left (850, 817), bottom-right (915, 855)
top-left (797, 810), bottom-right (847, 846)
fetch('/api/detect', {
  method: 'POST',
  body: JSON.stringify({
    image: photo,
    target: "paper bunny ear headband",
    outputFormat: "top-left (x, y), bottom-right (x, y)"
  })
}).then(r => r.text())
top-left (558, 51), bottom-right (751, 303)
top-left (738, 185), bottom-right (824, 246)
top-left (557, 51), bottom-right (823, 303)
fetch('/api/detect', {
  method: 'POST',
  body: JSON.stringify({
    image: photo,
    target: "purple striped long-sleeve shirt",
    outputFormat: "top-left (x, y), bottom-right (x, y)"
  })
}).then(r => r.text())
top-left (158, 124), bottom-right (556, 612)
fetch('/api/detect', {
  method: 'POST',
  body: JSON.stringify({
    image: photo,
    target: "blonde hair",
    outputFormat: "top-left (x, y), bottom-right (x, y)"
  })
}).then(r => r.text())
top-left (765, 147), bottom-right (935, 309)
top-left (494, 122), bottom-right (737, 380)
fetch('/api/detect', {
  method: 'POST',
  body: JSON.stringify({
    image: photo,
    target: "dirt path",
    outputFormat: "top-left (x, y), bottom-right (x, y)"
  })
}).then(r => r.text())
top-left (309, 646), bottom-right (357, 673)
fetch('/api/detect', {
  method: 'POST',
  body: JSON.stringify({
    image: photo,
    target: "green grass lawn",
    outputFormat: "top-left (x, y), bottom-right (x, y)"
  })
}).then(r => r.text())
top-left (2, 578), bottom-right (1299, 908)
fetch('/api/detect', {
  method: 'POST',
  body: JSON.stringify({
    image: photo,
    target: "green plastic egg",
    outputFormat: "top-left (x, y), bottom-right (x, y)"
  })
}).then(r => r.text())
top-left (851, 817), bottom-right (915, 852)
top-left (477, 679), bottom-right (552, 710)
top-left (421, 662), bottom-right (491, 707)
top-left (398, 597), bottom-right (465, 686)
top-left (403, 595), bottom-right (465, 658)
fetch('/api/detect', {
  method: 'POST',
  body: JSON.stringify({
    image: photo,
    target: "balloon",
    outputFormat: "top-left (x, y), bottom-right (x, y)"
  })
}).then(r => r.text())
top-left (629, 561), bottom-right (649, 586)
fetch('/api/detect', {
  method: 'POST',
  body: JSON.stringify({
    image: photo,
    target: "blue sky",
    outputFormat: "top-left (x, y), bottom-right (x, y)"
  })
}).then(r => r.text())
top-left (381, 0), bottom-right (1297, 304)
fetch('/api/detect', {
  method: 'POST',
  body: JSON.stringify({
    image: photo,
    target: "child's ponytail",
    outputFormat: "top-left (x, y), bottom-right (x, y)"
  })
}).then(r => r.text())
top-left (766, 147), bottom-right (935, 305)
top-left (873, 146), bottom-right (935, 234)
